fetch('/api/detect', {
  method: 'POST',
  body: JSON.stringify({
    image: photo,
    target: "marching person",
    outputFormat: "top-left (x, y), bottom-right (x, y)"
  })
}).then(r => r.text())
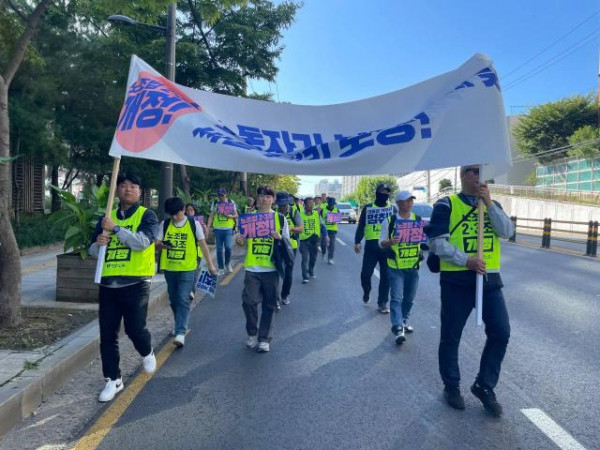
top-left (236, 186), bottom-right (289, 353)
top-left (321, 197), bottom-right (340, 264)
top-left (207, 187), bottom-right (238, 275)
top-left (290, 194), bottom-right (303, 216)
top-left (314, 196), bottom-right (328, 261)
top-left (244, 196), bottom-right (256, 214)
top-left (427, 165), bottom-right (514, 417)
top-left (299, 197), bottom-right (328, 284)
top-left (157, 197), bottom-right (216, 347)
top-left (354, 183), bottom-right (395, 314)
top-left (89, 172), bottom-right (158, 403)
top-left (276, 192), bottom-right (303, 306)
top-left (379, 191), bottom-right (422, 345)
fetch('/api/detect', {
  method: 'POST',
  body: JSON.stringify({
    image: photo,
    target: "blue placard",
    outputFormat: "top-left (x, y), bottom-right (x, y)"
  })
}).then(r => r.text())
top-left (239, 212), bottom-right (276, 238)
top-left (366, 207), bottom-right (393, 225)
top-left (196, 269), bottom-right (217, 297)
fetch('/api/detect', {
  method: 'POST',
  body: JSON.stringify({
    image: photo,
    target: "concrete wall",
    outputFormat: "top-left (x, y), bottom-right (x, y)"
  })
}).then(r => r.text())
top-left (494, 194), bottom-right (600, 233)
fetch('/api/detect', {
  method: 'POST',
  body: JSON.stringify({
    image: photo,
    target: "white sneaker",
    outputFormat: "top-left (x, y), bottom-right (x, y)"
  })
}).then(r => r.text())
top-left (328, 259), bottom-right (334, 265)
top-left (257, 341), bottom-right (270, 353)
top-left (173, 334), bottom-right (185, 347)
top-left (246, 335), bottom-right (258, 349)
top-left (99, 378), bottom-right (124, 402)
top-left (216, 269), bottom-right (225, 276)
top-left (226, 263), bottom-right (233, 273)
top-left (142, 350), bottom-right (156, 374)
top-left (189, 291), bottom-right (195, 301)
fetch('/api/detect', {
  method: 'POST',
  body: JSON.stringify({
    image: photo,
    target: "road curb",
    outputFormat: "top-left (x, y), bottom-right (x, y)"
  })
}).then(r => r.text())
top-left (0, 284), bottom-right (169, 437)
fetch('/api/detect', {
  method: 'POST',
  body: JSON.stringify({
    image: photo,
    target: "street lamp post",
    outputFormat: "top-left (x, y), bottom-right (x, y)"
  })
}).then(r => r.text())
top-left (108, 2), bottom-right (176, 218)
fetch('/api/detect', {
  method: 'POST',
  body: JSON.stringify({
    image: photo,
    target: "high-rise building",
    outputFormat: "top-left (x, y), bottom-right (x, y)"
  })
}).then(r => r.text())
top-left (314, 179), bottom-right (342, 199)
top-left (342, 176), bottom-right (363, 198)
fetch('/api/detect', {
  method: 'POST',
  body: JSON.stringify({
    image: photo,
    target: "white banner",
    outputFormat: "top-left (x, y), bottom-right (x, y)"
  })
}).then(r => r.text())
top-left (109, 54), bottom-right (511, 176)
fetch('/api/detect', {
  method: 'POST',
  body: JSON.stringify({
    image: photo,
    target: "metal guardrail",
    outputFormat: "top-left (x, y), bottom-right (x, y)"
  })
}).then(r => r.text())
top-left (490, 184), bottom-right (600, 206)
top-left (509, 216), bottom-right (598, 256)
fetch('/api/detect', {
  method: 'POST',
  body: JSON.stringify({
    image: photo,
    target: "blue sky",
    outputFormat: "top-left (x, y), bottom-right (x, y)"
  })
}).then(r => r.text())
top-left (250, 0), bottom-right (599, 195)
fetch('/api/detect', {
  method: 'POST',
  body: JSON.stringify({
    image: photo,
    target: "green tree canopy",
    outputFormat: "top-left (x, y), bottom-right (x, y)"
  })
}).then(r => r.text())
top-left (512, 95), bottom-right (597, 164)
top-left (567, 125), bottom-right (599, 159)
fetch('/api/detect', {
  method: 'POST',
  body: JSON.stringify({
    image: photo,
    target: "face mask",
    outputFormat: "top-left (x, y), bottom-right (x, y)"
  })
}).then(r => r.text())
top-left (375, 192), bottom-right (389, 204)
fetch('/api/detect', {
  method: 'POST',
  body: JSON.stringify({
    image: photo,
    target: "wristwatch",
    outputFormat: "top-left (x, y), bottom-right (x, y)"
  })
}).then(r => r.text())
top-left (113, 225), bottom-right (121, 233)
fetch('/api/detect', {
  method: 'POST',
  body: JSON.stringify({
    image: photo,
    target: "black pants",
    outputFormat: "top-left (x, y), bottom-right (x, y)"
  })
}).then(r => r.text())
top-left (326, 230), bottom-right (337, 260)
top-left (438, 281), bottom-right (511, 390)
top-left (242, 271), bottom-right (279, 342)
top-left (280, 249), bottom-right (296, 300)
top-left (360, 241), bottom-right (390, 306)
top-left (99, 282), bottom-right (152, 380)
top-left (300, 237), bottom-right (319, 279)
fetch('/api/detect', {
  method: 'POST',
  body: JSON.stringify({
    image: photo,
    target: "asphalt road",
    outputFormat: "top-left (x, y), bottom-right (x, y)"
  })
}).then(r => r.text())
top-left (77, 224), bottom-right (599, 450)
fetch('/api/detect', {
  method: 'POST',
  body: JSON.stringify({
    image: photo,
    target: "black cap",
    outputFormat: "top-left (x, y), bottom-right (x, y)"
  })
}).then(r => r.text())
top-left (275, 191), bottom-right (290, 206)
top-left (376, 183), bottom-right (391, 193)
top-left (117, 172), bottom-right (141, 187)
top-left (256, 185), bottom-right (275, 197)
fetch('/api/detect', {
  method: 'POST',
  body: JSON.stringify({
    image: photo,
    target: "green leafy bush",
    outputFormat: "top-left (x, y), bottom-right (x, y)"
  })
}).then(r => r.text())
top-left (12, 215), bottom-right (64, 249)
top-left (48, 184), bottom-right (112, 259)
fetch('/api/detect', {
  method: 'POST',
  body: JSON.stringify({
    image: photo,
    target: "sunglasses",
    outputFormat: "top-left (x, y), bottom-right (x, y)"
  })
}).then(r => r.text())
top-left (464, 168), bottom-right (480, 175)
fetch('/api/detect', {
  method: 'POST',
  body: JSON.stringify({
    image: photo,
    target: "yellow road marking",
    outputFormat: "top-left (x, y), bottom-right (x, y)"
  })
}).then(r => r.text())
top-left (72, 342), bottom-right (178, 450)
top-left (219, 262), bottom-right (243, 286)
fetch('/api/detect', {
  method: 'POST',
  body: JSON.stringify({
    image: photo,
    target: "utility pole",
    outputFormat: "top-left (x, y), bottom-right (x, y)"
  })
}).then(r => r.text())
top-left (157, 3), bottom-right (176, 218)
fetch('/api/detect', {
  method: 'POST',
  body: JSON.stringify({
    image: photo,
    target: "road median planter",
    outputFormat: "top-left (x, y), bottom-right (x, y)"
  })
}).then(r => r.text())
top-left (56, 253), bottom-right (99, 303)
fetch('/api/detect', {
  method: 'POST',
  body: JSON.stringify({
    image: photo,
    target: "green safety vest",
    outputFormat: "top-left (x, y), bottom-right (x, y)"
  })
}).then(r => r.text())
top-left (440, 195), bottom-right (501, 272)
top-left (322, 206), bottom-right (340, 232)
top-left (300, 210), bottom-right (321, 240)
top-left (213, 201), bottom-right (236, 228)
top-left (364, 203), bottom-right (393, 240)
top-left (244, 212), bottom-right (282, 269)
top-left (103, 206), bottom-right (155, 277)
top-left (387, 213), bottom-right (421, 270)
top-left (160, 219), bottom-right (198, 272)
top-left (285, 210), bottom-right (299, 249)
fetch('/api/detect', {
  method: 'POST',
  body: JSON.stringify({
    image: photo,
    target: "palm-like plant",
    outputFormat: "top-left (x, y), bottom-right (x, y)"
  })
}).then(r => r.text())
top-left (49, 184), bottom-right (113, 259)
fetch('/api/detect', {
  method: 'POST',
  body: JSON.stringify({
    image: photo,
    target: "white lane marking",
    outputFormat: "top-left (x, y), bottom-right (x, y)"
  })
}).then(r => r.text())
top-left (336, 237), bottom-right (347, 247)
top-left (521, 409), bottom-right (587, 450)
top-left (374, 269), bottom-right (380, 279)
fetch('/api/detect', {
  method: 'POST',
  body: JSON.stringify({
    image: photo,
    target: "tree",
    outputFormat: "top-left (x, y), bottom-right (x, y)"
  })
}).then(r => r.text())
top-left (1, 0), bottom-right (53, 327)
top-left (354, 176), bottom-right (398, 207)
top-left (513, 95), bottom-right (597, 164)
top-left (439, 178), bottom-right (452, 191)
top-left (567, 125), bottom-right (599, 159)
top-left (247, 173), bottom-right (299, 195)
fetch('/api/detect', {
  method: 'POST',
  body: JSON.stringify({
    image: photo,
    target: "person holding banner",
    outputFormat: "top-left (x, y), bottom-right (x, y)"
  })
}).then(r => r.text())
top-left (207, 187), bottom-right (238, 275)
top-left (314, 197), bottom-right (327, 260)
top-left (321, 197), bottom-right (340, 264)
top-left (354, 183), bottom-right (395, 314)
top-left (89, 172), bottom-right (158, 403)
top-left (235, 186), bottom-right (289, 353)
top-left (157, 197), bottom-right (216, 348)
top-left (426, 165), bottom-right (514, 417)
top-left (276, 192), bottom-right (303, 306)
top-left (379, 191), bottom-right (422, 345)
top-left (299, 197), bottom-right (328, 284)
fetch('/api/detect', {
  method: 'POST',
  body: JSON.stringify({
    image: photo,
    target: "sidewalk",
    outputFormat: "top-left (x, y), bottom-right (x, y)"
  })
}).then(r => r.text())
top-left (0, 246), bottom-right (176, 437)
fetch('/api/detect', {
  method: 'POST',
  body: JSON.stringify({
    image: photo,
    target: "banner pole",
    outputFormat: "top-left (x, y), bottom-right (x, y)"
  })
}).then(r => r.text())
top-left (475, 164), bottom-right (484, 326)
top-left (94, 157), bottom-right (122, 284)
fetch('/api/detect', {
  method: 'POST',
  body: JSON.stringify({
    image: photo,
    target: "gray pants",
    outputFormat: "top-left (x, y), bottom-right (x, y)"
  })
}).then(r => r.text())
top-left (300, 237), bottom-right (319, 279)
top-left (242, 271), bottom-right (279, 342)
top-left (326, 231), bottom-right (337, 260)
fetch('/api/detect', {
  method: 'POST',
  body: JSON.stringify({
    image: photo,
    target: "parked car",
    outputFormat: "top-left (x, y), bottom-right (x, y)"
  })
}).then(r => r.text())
top-left (412, 202), bottom-right (433, 222)
top-left (336, 202), bottom-right (357, 224)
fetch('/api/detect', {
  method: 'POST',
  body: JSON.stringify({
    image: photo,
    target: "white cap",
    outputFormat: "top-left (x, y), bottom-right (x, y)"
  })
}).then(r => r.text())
top-left (395, 190), bottom-right (416, 202)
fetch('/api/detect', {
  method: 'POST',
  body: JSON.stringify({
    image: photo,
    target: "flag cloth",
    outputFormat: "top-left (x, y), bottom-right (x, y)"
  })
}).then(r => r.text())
top-left (109, 54), bottom-right (511, 176)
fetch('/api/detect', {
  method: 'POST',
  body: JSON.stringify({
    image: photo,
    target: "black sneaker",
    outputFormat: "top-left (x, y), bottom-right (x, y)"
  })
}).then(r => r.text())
top-left (378, 305), bottom-right (390, 314)
top-left (394, 327), bottom-right (406, 345)
top-left (470, 382), bottom-right (503, 417)
top-left (402, 320), bottom-right (414, 333)
top-left (362, 295), bottom-right (370, 304)
top-left (443, 386), bottom-right (465, 410)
